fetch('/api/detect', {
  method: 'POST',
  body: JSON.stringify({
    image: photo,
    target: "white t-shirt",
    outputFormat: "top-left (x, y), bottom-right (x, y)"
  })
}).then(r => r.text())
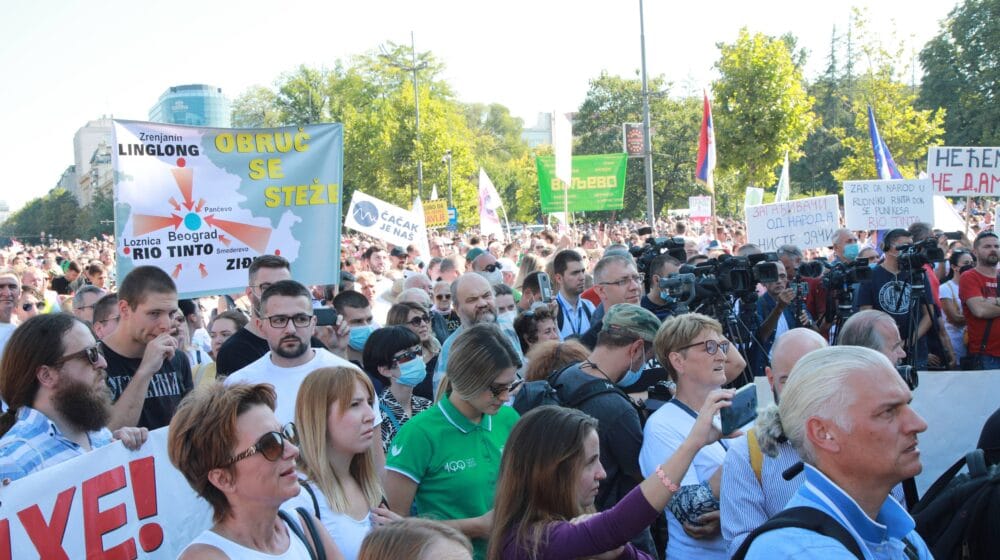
top-left (0, 323), bottom-right (16, 362)
top-left (639, 400), bottom-right (728, 560)
top-left (283, 479), bottom-right (372, 560)
top-left (226, 348), bottom-right (381, 427)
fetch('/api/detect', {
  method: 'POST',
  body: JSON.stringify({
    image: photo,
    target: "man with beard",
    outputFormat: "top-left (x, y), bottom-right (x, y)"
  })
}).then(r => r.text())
top-left (225, 280), bottom-right (378, 427)
top-left (101, 266), bottom-right (193, 431)
top-left (432, 273), bottom-right (523, 395)
top-left (960, 231), bottom-right (1000, 369)
top-left (0, 314), bottom-right (147, 482)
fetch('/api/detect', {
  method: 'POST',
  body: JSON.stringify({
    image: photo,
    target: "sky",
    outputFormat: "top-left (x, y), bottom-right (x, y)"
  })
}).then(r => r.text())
top-left (0, 0), bottom-right (957, 213)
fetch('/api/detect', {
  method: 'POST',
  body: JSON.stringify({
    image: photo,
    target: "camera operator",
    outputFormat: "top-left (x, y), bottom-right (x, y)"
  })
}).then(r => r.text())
top-left (908, 222), bottom-right (959, 368)
top-left (857, 229), bottom-right (939, 370)
top-left (641, 253), bottom-right (681, 320)
top-left (753, 261), bottom-right (815, 376)
top-left (777, 245), bottom-right (829, 338)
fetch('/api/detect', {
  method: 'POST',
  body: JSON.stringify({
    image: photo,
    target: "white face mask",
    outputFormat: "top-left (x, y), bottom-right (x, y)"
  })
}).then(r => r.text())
top-left (480, 269), bottom-right (503, 287)
top-left (498, 310), bottom-right (516, 324)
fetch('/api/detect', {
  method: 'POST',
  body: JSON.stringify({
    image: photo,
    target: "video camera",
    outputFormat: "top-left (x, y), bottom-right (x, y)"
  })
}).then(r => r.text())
top-left (630, 237), bottom-right (688, 276)
top-left (821, 257), bottom-right (873, 291)
top-left (896, 238), bottom-right (945, 271)
top-left (659, 253), bottom-right (780, 312)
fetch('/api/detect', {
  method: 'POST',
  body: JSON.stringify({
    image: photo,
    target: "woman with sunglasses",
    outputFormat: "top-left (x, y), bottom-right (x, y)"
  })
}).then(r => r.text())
top-left (384, 323), bottom-right (521, 560)
top-left (169, 382), bottom-right (342, 559)
top-left (638, 313), bottom-right (738, 560)
top-left (284, 367), bottom-right (401, 560)
top-left (361, 326), bottom-right (433, 449)
top-left (386, 302), bottom-right (440, 400)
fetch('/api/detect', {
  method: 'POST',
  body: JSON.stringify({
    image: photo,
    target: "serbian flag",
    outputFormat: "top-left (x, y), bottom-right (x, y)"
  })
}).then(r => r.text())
top-left (696, 90), bottom-right (716, 193)
top-left (867, 105), bottom-right (902, 252)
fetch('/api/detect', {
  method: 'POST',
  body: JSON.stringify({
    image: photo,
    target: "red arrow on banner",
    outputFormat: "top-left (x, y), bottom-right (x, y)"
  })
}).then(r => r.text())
top-left (195, 198), bottom-right (205, 212)
top-left (172, 264), bottom-right (183, 278)
top-left (198, 263), bottom-right (208, 278)
top-left (168, 197), bottom-right (181, 211)
top-left (204, 215), bottom-right (272, 253)
top-left (133, 214), bottom-right (183, 236)
top-left (171, 168), bottom-right (195, 210)
top-left (218, 235), bottom-right (231, 246)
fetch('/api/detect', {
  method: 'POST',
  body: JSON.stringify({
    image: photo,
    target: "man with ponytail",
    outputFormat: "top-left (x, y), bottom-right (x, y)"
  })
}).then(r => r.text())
top-left (0, 314), bottom-right (147, 482)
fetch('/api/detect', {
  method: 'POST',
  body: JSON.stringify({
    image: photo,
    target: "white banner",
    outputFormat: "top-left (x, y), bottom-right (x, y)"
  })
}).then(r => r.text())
top-left (0, 428), bottom-right (211, 559)
top-left (745, 195), bottom-right (841, 251)
top-left (843, 179), bottom-right (934, 230)
top-left (689, 196), bottom-right (712, 219)
top-left (744, 187), bottom-right (764, 208)
top-left (927, 146), bottom-right (1000, 196)
top-left (345, 190), bottom-right (430, 252)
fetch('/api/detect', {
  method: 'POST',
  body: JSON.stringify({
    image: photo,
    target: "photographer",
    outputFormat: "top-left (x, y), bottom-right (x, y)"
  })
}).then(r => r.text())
top-left (641, 253), bottom-right (681, 320)
top-left (777, 245), bottom-right (829, 339)
top-left (753, 262), bottom-right (815, 377)
top-left (857, 229), bottom-right (938, 369)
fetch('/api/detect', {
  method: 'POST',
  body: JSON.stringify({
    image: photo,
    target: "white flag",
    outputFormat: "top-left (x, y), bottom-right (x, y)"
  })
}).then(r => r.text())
top-left (774, 151), bottom-right (790, 202)
top-left (410, 196), bottom-right (431, 259)
top-left (430, 184), bottom-right (439, 200)
top-left (478, 168), bottom-right (504, 239)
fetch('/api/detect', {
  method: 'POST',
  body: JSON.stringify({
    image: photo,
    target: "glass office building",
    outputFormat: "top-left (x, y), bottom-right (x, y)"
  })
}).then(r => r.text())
top-left (148, 84), bottom-right (231, 127)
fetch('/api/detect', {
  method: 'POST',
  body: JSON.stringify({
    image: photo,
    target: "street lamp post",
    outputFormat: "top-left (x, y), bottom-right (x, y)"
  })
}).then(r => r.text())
top-left (381, 32), bottom-right (428, 200)
top-left (639, 0), bottom-right (656, 230)
top-left (442, 150), bottom-right (453, 206)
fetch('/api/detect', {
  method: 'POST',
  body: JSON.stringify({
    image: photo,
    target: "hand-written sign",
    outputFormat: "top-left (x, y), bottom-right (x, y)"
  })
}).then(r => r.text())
top-left (927, 146), bottom-right (1000, 196)
top-left (843, 179), bottom-right (934, 230)
top-left (689, 196), bottom-right (712, 219)
top-left (423, 199), bottom-right (449, 228)
top-left (745, 195), bottom-right (841, 251)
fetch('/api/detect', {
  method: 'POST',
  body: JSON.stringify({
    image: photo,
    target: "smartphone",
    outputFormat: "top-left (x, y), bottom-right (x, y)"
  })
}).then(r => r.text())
top-left (315, 307), bottom-right (338, 327)
top-left (944, 231), bottom-right (963, 240)
top-left (538, 272), bottom-right (553, 303)
top-left (719, 384), bottom-right (758, 435)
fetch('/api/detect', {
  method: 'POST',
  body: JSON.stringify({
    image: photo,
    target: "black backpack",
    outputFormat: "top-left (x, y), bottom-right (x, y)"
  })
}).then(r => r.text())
top-left (512, 365), bottom-right (624, 416)
top-left (732, 506), bottom-right (920, 560)
top-left (911, 448), bottom-right (1000, 560)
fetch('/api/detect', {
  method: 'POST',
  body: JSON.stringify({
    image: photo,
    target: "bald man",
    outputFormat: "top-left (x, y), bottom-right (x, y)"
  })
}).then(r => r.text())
top-left (721, 328), bottom-right (827, 555)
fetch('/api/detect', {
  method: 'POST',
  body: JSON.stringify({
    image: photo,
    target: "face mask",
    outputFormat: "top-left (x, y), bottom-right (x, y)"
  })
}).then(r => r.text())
top-left (479, 269), bottom-right (503, 287)
top-left (844, 243), bottom-right (860, 260)
top-left (498, 311), bottom-right (516, 324)
top-left (618, 344), bottom-right (646, 388)
top-left (396, 357), bottom-right (427, 387)
top-left (959, 263), bottom-right (975, 275)
top-left (348, 325), bottom-right (375, 351)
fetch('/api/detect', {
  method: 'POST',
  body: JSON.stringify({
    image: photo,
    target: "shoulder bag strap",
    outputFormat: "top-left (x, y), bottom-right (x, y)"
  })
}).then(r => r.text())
top-left (747, 428), bottom-right (763, 487)
top-left (277, 510), bottom-right (318, 560)
top-left (299, 479), bottom-right (321, 519)
top-left (731, 506), bottom-right (864, 560)
top-left (979, 318), bottom-right (995, 354)
top-left (295, 507), bottom-right (328, 560)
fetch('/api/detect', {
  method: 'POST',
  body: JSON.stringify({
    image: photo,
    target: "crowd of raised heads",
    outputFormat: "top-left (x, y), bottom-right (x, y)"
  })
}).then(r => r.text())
top-left (0, 201), bottom-right (997, 559)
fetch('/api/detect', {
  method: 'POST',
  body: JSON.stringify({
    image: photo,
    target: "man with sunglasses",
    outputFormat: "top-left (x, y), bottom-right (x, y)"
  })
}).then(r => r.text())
top-left (467, 247), bottom-right (504, 287)
top-left (0, 314), bottom-right (148, 483)
top-left (101, 266), bottom-right (193, 431)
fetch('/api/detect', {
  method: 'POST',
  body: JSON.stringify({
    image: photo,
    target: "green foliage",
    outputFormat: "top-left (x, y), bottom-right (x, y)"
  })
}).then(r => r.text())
top-left (919, 0), bottom-right (1000, 145)
top-left (1, 189), bottom-right (112, 242)
top-left (573, 72), bottom-right (702, 219)
top-left (230, 86), bottom-right (282, 128)
top-left (713, 28), bottom-right (817, 188)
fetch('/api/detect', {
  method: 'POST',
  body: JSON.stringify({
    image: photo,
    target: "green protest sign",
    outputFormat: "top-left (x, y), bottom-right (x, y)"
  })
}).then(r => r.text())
top-left (536, 154), bottom-right (627, 212)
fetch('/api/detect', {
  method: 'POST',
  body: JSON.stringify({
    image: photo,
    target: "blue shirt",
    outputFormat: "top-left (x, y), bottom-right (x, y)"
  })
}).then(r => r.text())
top-left (744, 464), bottom-right (932, 560)
top-left (0, 407), bottom-right (114, 482)
top-left (432, 319), bottom-right (524, 396)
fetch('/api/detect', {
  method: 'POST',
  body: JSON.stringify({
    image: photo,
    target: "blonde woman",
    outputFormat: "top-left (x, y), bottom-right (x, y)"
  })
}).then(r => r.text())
top-left (285, 367), bottom-right (400, 560)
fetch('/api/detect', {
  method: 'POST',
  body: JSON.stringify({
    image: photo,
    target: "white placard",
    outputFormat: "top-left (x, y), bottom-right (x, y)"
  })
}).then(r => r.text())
top-left (744, 187), bottom-right (764, 207)
top-left (927, 146), bottom-right (1000, 196)
top-left (689, 196), bottom-right (712, 218)
top-left (344, 190), bottom-right (429, 251)
top-left (843, 179), bottom-right (934, 230)
top-left (745, 195), bottom-right (841, 251)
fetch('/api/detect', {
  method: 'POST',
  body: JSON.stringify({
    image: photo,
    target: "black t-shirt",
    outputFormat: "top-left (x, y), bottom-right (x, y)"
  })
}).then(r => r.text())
top-left (50, 276), bottom-right (72, 295)
top-left (215, 327), bottom-right (329, 377)
top-left (101, 342), bottom-right (193, 430)
top-left (857, 265), bottom-right (933, 362)
top-left (640, 293), bottom-right (674, 320)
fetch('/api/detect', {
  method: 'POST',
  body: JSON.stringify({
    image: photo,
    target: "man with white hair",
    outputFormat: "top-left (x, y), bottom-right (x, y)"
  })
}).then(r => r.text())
top-left (739, 346), bottom-right (931, 559)
top-left (721, 328), bottom-right (827, 555)
top-left (838, 309), bottom-right (908, 365)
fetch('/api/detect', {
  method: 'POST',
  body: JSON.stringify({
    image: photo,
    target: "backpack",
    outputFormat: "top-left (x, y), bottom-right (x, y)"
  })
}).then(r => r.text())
top-left (732, 506), bottom-right (921, 560)
top-left (512, 365), bottom-right (625, 416)
top-left (911, 448), bottom-right (1000, 560)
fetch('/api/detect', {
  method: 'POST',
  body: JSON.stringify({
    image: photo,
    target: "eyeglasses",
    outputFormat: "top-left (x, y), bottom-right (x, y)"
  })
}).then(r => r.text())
top-left (600, 273), bottom-right (644, 287)
top-left (21, 302), bottom-right (38, 312)
top-left (677, 339), bottom-right (730, 356)
top-left (407, 315), bottom-right (430, 326)
top-left (263, 314), bottom-right (314, 328)
top-left (482, 263), bottom-right (503, 273)
top-left (54, 344), bottom-right (104, 367)
top-left (487, 378), bottom-right (522, 398)
top-left (392, 347), bottom-right (423, 365)
top-left (223, 423), bottom-right (298, 467)
top-left (435, 294), bottom-right (452, 300)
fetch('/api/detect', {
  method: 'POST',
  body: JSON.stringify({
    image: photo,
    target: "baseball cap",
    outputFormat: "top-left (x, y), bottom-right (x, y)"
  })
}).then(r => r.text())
top-left (390, 247), bottom-right (407, 258)
top-left (601, 303), bottom-right (660, 342)
top-left (465, 247), bottom-right (486, 263)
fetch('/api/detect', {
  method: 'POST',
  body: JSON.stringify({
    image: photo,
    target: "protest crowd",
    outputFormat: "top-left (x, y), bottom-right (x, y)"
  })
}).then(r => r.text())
top-left (1, 203), bottom-right (999, 560)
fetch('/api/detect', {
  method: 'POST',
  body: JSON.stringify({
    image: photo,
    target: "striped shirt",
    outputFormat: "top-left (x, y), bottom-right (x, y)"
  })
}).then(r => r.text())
top-left (0, 407), bottom-right (113, 482)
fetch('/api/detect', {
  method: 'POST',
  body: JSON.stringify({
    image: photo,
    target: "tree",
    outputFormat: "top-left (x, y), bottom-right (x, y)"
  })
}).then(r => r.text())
top-left (713, 28), bottom-right (817, 190)
top-left (230, 86), bottom-right (283, 128)
top-left (919, 0), bottom-right (1000, 145)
